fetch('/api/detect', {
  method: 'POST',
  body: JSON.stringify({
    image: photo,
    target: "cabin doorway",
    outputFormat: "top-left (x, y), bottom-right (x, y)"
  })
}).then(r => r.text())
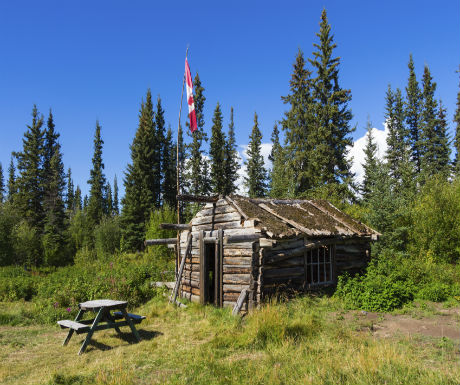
top-left (199, 230), bottom-right (223, 306)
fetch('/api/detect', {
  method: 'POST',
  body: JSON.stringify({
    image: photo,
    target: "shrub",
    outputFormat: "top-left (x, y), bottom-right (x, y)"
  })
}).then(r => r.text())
top-left (94, 216), bottom-right (121, 258)
top-left (409, 177), bottom-right (460, 263)
top-left (417, 282), bottom-right (450, 302)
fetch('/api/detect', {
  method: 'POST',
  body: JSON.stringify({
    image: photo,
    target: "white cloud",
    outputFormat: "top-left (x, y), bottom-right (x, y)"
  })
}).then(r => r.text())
top-left (234, 124), bottom-right (389, 195)
top-left (236, 143), bottom-right (273, 195)
top-left (347, 123), bottom-right (388, 185)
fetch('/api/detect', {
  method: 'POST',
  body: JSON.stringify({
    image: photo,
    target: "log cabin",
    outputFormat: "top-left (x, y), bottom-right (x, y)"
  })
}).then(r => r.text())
top-left (173, 195), bottom-right (379, 312)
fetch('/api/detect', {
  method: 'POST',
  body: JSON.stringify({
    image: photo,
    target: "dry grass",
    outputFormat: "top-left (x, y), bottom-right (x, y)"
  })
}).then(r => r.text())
top-left (0, 296), bottom-right (459, 385)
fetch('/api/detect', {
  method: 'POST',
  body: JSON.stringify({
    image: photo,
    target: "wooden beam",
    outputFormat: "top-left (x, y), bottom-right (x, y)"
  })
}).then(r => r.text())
top-left (177, 194), bottom-right (219, 203)
top-left (225, 196), bottom-right (249, 220)
top-left (144, 238), bottom-right (177, 246)
top-left (224, 233), bottom-right (261, 244)
top-left (170, 232), bottom-right (192, 304)
top-left (160, 223), bottom-right (192, 231)
top-left (232, 289), bottom-right (248, 316)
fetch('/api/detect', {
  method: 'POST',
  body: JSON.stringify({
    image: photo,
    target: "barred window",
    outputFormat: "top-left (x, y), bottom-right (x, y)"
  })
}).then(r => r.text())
top-left (305, 246), bottom-right (334, 285)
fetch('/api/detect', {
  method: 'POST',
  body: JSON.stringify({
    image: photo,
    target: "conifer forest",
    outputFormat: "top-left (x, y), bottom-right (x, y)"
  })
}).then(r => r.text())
top-left (0, 8), bottom-right (459, 385)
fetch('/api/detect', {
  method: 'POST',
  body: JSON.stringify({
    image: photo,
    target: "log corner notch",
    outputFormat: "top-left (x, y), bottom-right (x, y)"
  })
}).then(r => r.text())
top-left (176, 194), bottom-right (219, 203)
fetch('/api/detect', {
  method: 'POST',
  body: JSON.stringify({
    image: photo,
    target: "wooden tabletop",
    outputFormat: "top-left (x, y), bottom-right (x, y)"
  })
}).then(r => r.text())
top-left (79, 299), bottom-right (128, 310)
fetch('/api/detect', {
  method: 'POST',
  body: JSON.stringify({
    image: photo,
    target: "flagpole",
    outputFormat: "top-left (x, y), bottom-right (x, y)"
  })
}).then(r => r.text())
top-left (176, 46), bottom-right (188, 279)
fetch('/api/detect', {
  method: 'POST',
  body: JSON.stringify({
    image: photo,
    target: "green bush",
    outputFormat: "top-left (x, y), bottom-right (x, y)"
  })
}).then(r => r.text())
top-left (417, 282), bottom-right (451, 302)
top-left (94, 216), bottom-right (121, 258)
top-left (409, 177), bottom-right (460, 263)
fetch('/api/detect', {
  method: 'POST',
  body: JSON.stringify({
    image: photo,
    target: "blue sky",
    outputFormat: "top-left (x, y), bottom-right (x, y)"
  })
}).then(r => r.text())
top-left (1, 1), bottom-right (459, 197)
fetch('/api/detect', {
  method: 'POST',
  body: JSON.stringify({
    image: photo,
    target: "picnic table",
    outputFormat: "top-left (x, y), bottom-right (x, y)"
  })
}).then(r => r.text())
top-left (57, 299), bottom-right (145, 355)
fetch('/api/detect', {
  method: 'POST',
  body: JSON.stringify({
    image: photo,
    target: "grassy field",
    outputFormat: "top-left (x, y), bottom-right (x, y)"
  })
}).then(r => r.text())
top-left (1, 295), bottom-right (459, 385)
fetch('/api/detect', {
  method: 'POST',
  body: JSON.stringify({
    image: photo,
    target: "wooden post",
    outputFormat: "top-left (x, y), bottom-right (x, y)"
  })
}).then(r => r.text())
top-left (199, 230), bottom-right (205, 305)
top-left (218, 228), bottom-right (224, 307)
top-left (177, 46), bottom-right (189, 280)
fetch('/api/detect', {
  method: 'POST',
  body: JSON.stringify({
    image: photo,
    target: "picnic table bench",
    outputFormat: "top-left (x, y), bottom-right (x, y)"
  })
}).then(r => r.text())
top-left (57, 299), bottom-right (145, 355)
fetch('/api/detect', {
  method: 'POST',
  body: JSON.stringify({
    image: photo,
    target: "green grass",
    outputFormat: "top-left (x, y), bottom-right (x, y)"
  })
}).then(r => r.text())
top-left (0, 296), bottom-right (458, 385)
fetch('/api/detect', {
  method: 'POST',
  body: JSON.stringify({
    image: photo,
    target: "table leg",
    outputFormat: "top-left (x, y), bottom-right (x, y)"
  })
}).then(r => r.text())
top-left (105, 311), bottom-right (122, 334)
top-left (120, 308), bottom-right (141, 342)
top-left (63, 309), bottom-right (84, 346)
top-left (78, 307), bottom-right (105, 355)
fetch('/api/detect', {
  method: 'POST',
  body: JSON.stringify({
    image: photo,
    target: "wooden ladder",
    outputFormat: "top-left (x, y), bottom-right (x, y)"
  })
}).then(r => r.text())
top-left (169, 232), bottom-right (192, 306)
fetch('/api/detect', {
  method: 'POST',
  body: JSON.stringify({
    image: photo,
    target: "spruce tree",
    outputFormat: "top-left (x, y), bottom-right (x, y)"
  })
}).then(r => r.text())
top-left (269, 124), bottom-right (291, 198)
top-left (245, 112), bottom-right (267, 197)
top-left (74, 186), bottom-right (82, 211)
top-left (209, 103), bottom-right (226, 194)
top-left (155, 96), bottom-right (166, 207)
top-left (162, 127), bottom-right (177, 208)
top-left (434, 101), bottom-right (451, 177)
top-left (106, 182), bottom-right (113, 216)
top-left (113, 175), bottom-right (119, 215)
top-left (309, 9), bottom-right (354, 191)
top-left (0, 163), bottom-right (4, 203)
top-left (420, 65), bottom-right (444, 180)
top-left (405, 54), bottom-right (423, 173)
top-left (186, 73), bottom-right (208, 196)
top-left (384, 86), bottom-right (413, 193)
top-left (42, 111), bottom-right (68, 266)
top-left (14, 105), bottom-right (45, 231)
top-left (223, 107), bottom-right (239, 195)
top-left (454, 67), bottom-right (460, 174)
top-left (7, 157), bottom-right (16, 201)
top-left (66, 168), bottom-right (74, 212)
top-left (281, 49), bottom-right (314, 193)
top-left (361, 117), bottom-right (378, 201)
top-left (87, 121), bottom-right (107, 229)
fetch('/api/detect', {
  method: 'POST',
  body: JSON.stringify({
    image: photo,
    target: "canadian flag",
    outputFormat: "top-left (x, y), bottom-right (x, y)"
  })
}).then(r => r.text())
top-left (185, 58), bottom-right (197, 133)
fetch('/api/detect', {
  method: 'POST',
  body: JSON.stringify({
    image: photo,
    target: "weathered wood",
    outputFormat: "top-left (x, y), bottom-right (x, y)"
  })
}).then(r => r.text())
top-left (192, 220), bottom-right (242, 232)
top-left (224, 233), bottom-right (261, 244)
top-left (195, 205), bottom-right (236, 218)
top-left (151, 281), bottom-right (175, 289)
top-left (218, 228), bottom-right (224, 307)
top-left (223, 265), bottom-right (252, 274)
top-left (223, 257), bottom-right (252, 266)
top-left (264, 256), bottom-right (305, 268)
top-left (144, 238), bottom-right (177, 246)
top-left (263, 266), bottom-right (305, 279)
top-left (181, 292), bottom-right (201, 303)
top-left (177, 194), bottom-right (219, 203)
top-left (225, 196), bottom-right (249, 220)
top-left (223, 284), bottom-right (250, 292)
top-left (199, 230), bottom-right (205, 305)
top-left (57, 320), bottom-right (90, 333)
top-left (79, 300), bottom-right (127, 310)
top-left (191, 212), bottom-right (241, 226)
top-left (183, 264), bottom-right (201, 272)
top-left (223, 274), bottom-right (251, 284)
top-left (223, 248), bottom-right (253, 257)
top-left (181, 285), bottom-right (201, 295)
top-left (232, 289), bottom-right (248, 315)
top-left (170, 232), bottom-right (192, 304)
top-left (160, 223), bottom-right (192, 230)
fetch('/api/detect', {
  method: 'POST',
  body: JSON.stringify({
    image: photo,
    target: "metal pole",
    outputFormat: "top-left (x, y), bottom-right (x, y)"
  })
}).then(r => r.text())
top-left (176, 46), bottom-right (188, 279)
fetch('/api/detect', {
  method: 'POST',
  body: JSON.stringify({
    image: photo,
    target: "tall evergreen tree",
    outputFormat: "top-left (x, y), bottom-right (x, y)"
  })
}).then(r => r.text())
top-left (209, 103), bottom-right (226, 194)
top-left (162, 127), bottom-right (177, 207)
top-left (74, 186), bottom-right (82, 211)
top-left (14, 105), bottom-right (45, 231)
top-left (269, 123), bottom-right (291, 198)
top-left (309, 9), bottom-right (354, 191)
top-left (0, 163), bottom-right (4, 203)
top-left (223, 107), bottom-right (239, 195)
top-left (433, 101), bottom-right (451, 177)
top-left (113, 175), bottom-right (119, 215)
top-left (454, 67), bottom-right (460, 174)
top-left (361, 117), bottom-right (379, 201)
top-left (87, 121), bottom-right (107, 229)
top-left (244, 112), bottom-right (267, 197)
top-left (384, 86), bottom-right (413, 193)
top-left (42, 111), bottom-right (68, 266)
top-left (106, 182), bottom-right (113, 216)
top-left (66, 168), bottom-right (74, 212)
top-left (155, 96), bottom-right (166, 207)
top-left (7, 157), bottom-right (16, 201)
top-left (186, 73), bottom-right (208, 196)
top-left (405, 54), bottom-right (423, 173)
top-left (281, 49), bottom-right (314, 193)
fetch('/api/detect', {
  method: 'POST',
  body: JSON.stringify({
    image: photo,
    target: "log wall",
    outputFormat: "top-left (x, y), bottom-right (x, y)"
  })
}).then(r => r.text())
top-left (179, 199), bottom-right (258, 310)
top-left (177, 198), bottom-right (372, 309)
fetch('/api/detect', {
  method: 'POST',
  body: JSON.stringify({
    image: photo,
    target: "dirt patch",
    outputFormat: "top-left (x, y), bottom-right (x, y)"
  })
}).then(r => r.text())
top-left (337, 308), bottom-right (460, 342)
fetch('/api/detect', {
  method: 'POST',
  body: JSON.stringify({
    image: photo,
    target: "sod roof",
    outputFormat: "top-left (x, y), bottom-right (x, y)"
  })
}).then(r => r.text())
top-left (229, 195), bottom-right (379, 239)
